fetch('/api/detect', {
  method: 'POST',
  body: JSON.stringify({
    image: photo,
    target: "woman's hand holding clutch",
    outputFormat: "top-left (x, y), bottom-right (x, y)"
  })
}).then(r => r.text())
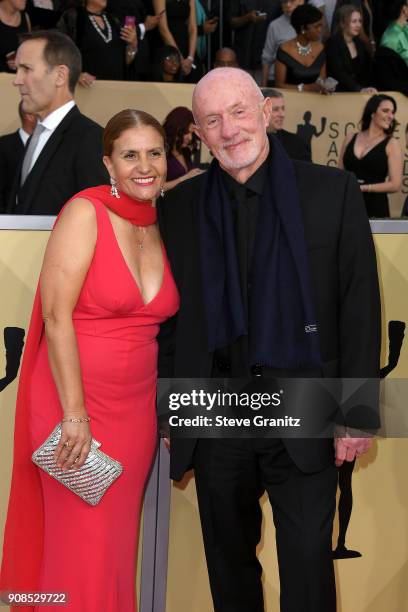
top-left (54, 415), bottom-right (92, 471)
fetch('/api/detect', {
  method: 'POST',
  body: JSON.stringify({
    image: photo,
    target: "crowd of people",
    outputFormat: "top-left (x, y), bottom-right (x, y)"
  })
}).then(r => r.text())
top-left (0, 0), bottom-right (407, 94)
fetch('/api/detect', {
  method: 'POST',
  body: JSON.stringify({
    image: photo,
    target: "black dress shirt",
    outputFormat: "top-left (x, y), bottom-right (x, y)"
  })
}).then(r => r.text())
top-left (213, 160), bottom-right (268, 376)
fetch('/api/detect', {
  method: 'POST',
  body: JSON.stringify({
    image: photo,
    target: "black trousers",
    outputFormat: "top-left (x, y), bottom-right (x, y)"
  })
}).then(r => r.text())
top-left (193, 438), bottom-right (337, 612)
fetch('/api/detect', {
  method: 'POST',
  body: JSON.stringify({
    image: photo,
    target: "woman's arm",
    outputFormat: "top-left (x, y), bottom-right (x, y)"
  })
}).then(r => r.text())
top-left (153, 0), bottom-right (179, 49)
top-left (40, 198), bottom-right (97, 470)
top-left (180, 0), bottom-right (198, 75)
top-left (164, 167), bottom-right (204, 192)
top-left (361, 138), bottom-right (403, 194)
top-left (187, 0), bottom-right (197, 59)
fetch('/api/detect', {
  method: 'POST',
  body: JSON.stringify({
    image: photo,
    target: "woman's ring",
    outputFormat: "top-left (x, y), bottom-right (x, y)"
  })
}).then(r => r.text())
top-left (64, 442), bottom-right (72, 449)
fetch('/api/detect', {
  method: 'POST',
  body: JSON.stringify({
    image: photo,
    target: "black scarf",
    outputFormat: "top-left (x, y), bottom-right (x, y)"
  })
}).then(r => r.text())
top-left (198, 135), bottom-right (321, 370)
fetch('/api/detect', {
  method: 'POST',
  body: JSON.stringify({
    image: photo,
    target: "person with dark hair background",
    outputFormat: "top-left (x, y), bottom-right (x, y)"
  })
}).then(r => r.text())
top-left (0, 101), bottom-right (36, 213)
top-left (326, 4), bottom-right (376, 91)
top-left (374, 0), bottom-right (408, 95)
top-left (275, 3), bottom-right (328, 91)
top-left (380, 0), bottom-right (408, 66)
top-left (339, 94), bottom-right (403, 217)
top-left (153, 0), bottom-right (199, 82)
top-left (0, 0), bottom-right (31, 73)
top-left (152, 45), bottom-right (182, 82)
top-left (162, 106), bottom-right (204, 190)
top-left (332, 0), bottom-right (375, 51)
top-left (57, 0), bottom-right (137, 84)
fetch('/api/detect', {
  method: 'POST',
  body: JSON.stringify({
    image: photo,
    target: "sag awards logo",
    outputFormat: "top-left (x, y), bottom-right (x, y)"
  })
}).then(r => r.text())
top-left (0, 327), bottom-right (25, 393)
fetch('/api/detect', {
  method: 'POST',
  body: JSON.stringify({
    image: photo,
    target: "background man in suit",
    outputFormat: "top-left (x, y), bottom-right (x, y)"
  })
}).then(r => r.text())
top-left (0, 102), bottom-right (36, 213)
top-left (7, 30), bottom-right (108, 216)
top-left (158, 68), bottom-right (380, 612)
top-left (265, 87), bottom-right (312, 161)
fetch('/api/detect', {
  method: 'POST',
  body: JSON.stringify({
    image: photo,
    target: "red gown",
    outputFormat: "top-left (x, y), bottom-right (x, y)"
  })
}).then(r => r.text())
top-left (0, 189), bottom-right (179, 611)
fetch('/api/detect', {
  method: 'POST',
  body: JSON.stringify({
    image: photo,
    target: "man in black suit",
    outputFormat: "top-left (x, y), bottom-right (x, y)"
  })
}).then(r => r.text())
top-left (0, 102), bottom-right (36, 214)
top-left (7, 30), bottom-right (108, 216)
top-left (264, 88), bottom-right (312, 161)
top-left (158, 68), bottom-right (380, 612)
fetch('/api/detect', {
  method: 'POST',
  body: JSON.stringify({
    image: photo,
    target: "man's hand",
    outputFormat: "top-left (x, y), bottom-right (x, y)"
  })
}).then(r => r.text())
top-left (334, 435), bottom-right (373, 467)
top-left (203, 17), bottom-right (218, 34)
top-left (79, 72), bottom-right (96, 87)
top-left (247, 10), bottom-right (267, 24)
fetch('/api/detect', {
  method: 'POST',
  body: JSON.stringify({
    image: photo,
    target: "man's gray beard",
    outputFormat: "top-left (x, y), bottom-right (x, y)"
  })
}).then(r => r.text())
top-left (217, 144), bottom-right (260, 171)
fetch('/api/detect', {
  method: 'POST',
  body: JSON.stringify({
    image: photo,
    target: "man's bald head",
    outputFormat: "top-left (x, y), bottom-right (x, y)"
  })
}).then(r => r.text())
top-left (192, 68), bottom-right (263, 124)
top-left (214, 47), bottom-right (238, 68)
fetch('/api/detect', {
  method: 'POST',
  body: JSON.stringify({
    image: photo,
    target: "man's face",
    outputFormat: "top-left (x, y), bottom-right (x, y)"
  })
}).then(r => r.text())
top-left (14, 39), bottom-right (61, 120)
top-left (268, 97), bottom-right (285, 132)
top-left (194, 74), bottom-right (271, 173)
top-left (214, 50), bottom-right (238, 68)
top-left (281, 0), bottom-right (302, 17)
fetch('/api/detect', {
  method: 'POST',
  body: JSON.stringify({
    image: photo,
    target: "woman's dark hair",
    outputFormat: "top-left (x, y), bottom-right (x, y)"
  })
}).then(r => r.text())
top-left (360, 94), bottom-right (397, 134)
top-left (162, 106), bottom-right (195, 156)
top-left (152, 45), bottom-right (181, 81)
top-left (103, 109), bottom-right (166, 156)
top-left (291, 4), bottom-right (323, 34)
top-left (388, 0), bottom-right (408, 22)
top-left (336, 4), bottom-right (362, 33)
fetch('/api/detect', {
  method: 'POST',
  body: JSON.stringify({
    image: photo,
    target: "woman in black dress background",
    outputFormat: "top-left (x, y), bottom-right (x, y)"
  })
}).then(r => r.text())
top-left (0, 0), bottom-right (31, 72)
top-left (326, 4), bottom-right (376, 92)
top-left (153, 0), bottom-right (199, 82)
top-left (57, 0), bottom-right (137, 84)
top-left (275, 4), bottom-right (327, 93)
top-left (339, 94), bottom-right (403, 218)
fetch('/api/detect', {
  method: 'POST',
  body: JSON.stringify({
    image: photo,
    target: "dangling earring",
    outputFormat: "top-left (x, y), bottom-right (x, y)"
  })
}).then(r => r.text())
top-left (110, 177), bottom-right (120, 199)
top-left (160, 186), bottom-right (165, 198)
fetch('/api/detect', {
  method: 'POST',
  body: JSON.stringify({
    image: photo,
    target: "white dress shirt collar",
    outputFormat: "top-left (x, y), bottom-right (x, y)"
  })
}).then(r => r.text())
top-left (39, 99), bottom-right (76, 131)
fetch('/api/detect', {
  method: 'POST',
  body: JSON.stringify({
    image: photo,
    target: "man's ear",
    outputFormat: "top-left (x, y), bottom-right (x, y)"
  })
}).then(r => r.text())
top-left (193, 123), bottom-right (208, 148)
top-left (55, 64), bottom-right (70, 88)
top-left (262, 96), bottom-right (272, 129)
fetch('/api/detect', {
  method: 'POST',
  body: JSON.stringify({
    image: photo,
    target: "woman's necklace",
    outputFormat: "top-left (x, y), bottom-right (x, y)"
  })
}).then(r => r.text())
top-left (296, 41), bottom-right (312, 56)
top-left (134, 226), bottom-right (148, 250)
top-left (89, 13), bottom-right (112, 44)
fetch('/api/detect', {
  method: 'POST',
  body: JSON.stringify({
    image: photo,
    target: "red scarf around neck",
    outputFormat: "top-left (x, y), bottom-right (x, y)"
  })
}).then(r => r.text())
top-left (88, 184), bottom-right (157, 226)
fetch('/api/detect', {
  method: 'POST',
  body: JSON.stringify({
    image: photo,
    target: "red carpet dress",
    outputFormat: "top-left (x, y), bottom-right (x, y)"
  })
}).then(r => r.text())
top-left (0, 187), bottom-right (179, 611)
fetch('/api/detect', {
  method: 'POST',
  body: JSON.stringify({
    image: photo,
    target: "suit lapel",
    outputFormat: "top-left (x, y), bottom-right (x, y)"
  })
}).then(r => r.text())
top-left (17, 106), bottom-right (79, 214)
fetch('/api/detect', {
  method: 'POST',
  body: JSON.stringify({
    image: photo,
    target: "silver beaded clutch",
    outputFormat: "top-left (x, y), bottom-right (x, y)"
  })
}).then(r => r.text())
top-left (32, 423), bottom-right (123, 506)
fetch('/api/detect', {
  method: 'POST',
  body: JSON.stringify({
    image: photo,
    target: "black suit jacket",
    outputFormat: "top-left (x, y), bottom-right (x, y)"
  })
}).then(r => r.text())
top-left (0, 130), bottom-right (24, 214)
top-left (275, 129), bottom-right (312, 162)
top-left (158, 151), bottom-right (381, 480)
top-left (7, 106), bottom-right (108, 215)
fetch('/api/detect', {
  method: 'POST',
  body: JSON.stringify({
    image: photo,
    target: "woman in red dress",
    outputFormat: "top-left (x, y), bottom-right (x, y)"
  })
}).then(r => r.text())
top-left (0, 109), bottom-right (179, 611)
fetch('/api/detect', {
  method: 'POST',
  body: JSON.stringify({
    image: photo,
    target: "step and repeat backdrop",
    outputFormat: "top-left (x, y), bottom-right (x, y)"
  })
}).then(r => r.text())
top-left (1, 75), bottom-right (408, 216)
top-left (1, 78), bottom-right (408, 611)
